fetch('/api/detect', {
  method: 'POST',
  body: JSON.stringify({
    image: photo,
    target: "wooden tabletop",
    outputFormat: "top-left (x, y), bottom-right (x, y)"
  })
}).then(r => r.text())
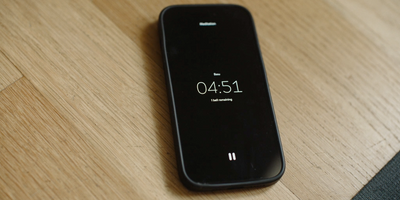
top-left (1, 0), bottom-right (399, 199)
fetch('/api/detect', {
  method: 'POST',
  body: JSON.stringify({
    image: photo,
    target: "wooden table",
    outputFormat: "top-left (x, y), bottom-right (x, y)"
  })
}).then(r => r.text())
top-left (1, 0), bottom-right (399, 199)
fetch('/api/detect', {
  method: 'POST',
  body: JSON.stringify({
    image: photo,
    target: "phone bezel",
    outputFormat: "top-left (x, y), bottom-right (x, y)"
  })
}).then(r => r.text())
top-left (158, 4), bottom-right (285, 191)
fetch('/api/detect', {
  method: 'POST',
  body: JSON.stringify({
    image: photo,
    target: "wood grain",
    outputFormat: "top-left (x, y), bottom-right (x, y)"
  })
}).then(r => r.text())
top-left (0, 0), bottom-right (399, 199)
top-left (0, 51), bottom-right (22, 92)
top-left (327, 0), bottom-right (400, 65)
top-left (0, 78), bottom-right (141, 199)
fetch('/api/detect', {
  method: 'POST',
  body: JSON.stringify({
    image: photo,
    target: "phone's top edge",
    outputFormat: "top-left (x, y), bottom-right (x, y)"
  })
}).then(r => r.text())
top-left (162, 4), bottom-right (246, 10)
top-left (159, 4), bottom-right (250, 20)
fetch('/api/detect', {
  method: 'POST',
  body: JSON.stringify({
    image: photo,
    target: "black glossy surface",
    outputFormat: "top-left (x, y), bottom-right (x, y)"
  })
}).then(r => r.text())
top-left (161, 5), bottom-right (284, 185)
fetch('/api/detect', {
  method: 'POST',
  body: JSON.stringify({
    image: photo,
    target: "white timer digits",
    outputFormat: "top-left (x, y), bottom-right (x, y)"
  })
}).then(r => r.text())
top-left (196, 80), bottom-right (243, 95)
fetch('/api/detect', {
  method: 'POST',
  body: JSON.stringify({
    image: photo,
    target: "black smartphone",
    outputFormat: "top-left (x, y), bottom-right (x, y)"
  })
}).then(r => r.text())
top-left (158, 4), bottom-right (285, 191)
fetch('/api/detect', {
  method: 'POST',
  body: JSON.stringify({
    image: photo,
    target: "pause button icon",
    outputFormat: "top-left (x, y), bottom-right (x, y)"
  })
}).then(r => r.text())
top-left (228, 152), bottom-right (236, 161)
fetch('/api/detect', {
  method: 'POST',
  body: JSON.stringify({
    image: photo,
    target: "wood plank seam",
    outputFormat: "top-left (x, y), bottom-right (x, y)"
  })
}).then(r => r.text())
top-left (0, 49), bottom-right (24, 76)
top-left (0, 76), bottom-right (23, 93)
top-left (281, 181), bottom-right (301, 200)
top-left (0, 50), bottom-right (24, 92)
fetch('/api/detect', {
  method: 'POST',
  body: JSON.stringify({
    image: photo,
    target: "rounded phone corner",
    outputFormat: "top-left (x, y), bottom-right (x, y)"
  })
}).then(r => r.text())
top-left (158, 4), bottom-right (181, 22)
top-left (271, 162), bottom-right (286, 183)
top-left (177, 168), bottom-right (208, 191)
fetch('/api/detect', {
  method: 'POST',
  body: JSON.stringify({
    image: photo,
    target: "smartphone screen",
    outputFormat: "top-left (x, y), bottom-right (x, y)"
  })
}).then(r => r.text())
top-left (160, 5), bottom-right (284, 188)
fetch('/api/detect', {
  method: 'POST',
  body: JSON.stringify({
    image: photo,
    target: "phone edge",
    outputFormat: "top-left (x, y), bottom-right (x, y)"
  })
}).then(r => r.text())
top-left (158, 4), bottom-right (285, 191)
